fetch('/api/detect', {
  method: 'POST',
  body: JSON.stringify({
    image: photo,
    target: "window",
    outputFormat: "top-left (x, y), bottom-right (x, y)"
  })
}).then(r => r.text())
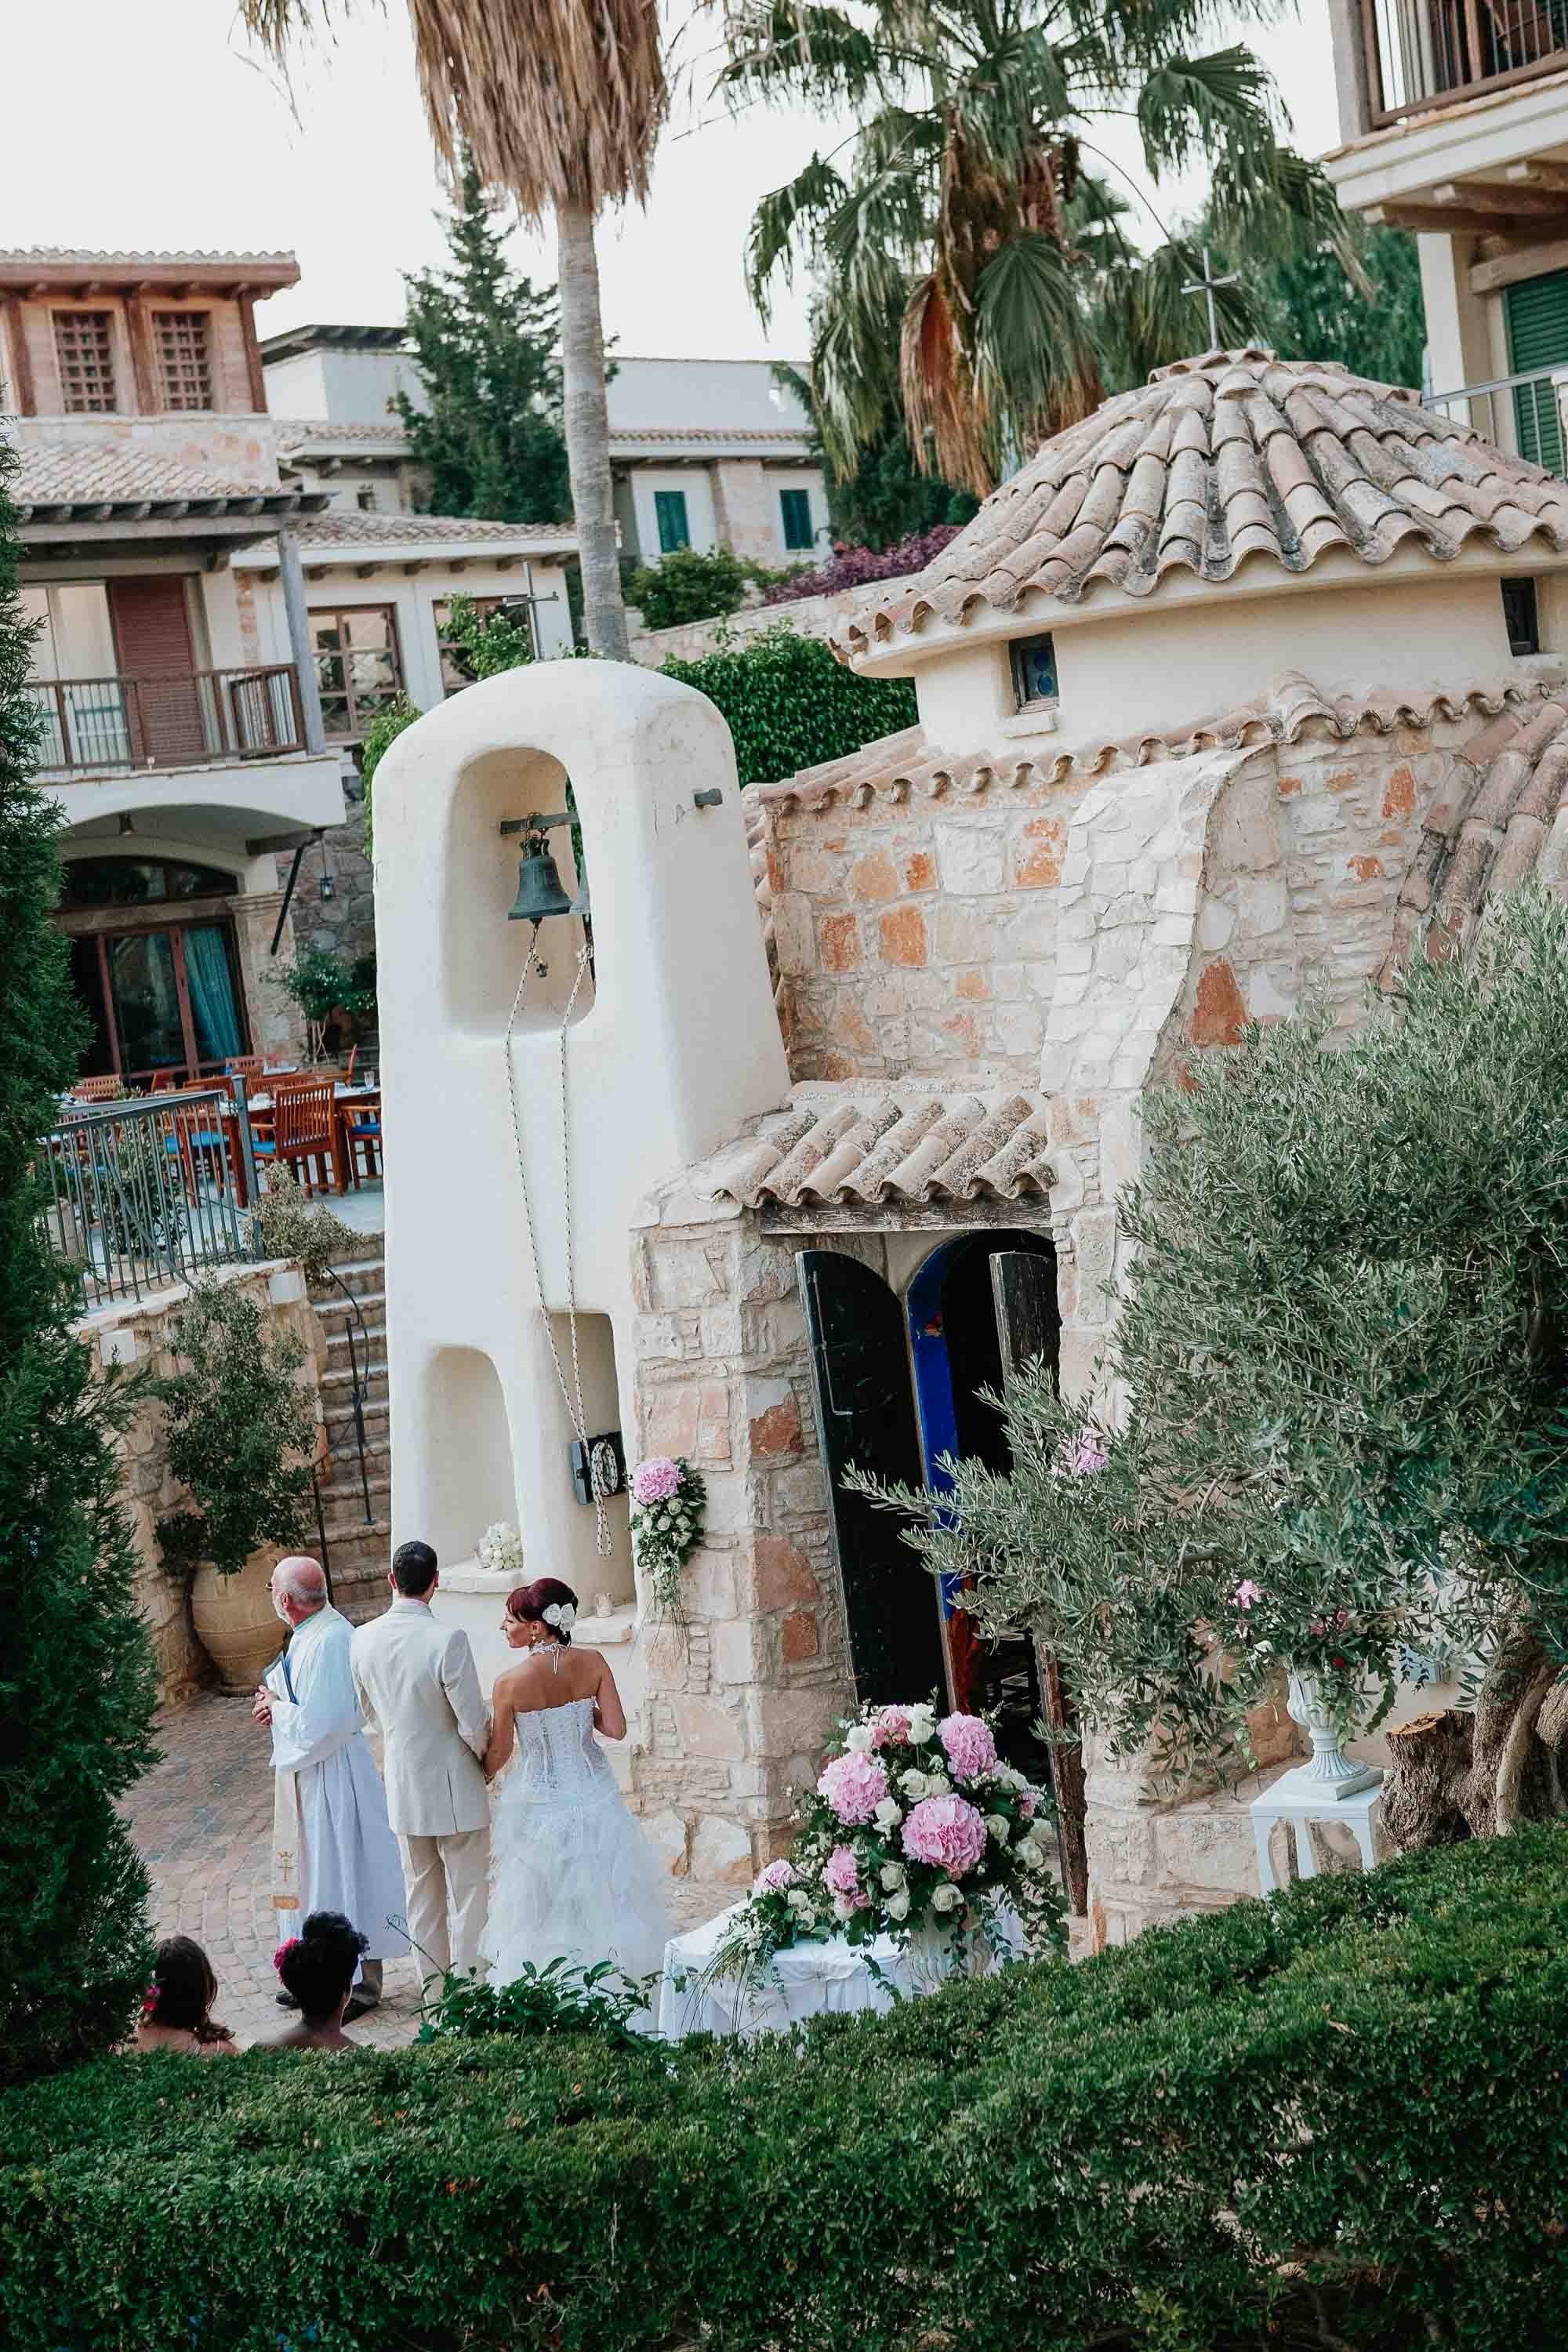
top-left (1009, 632), bottom-right (1058, 710)
top-left (310, 605), bottom-right (405, 740)
top-left (1505, 272), bottom-right (1568, 474)
top-left (433, 594), bottom-right (525, 694)
top-left (153, 310), bottom-right (213, 410)
top-left (655, 489), bottom-right (691, 554)
top-left (53, 310), bottom-right (117, 412)
top-left (1503, 578), bottom-right (1541, 656)
top-left (780, 488), bottom-right (815, 551)
top-left (357, 487), bottom-right (378, 512)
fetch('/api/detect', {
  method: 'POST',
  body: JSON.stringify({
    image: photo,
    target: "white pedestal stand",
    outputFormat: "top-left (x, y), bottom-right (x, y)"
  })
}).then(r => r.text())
top-left (1249, 1763), bottom-right (1384, 1896)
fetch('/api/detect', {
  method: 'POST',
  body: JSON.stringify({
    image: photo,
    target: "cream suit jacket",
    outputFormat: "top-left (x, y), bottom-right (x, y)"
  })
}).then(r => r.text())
top-left (350, 1598), bottom-right (491, 1838)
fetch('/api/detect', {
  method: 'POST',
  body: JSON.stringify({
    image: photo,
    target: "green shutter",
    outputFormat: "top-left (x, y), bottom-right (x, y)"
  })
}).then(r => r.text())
top-left (781, 488), bottom-right (813, 550)
top-left (1505, 272), bottom-right (1568, 474)
top-left (655, 490), bottom-right (690, 554)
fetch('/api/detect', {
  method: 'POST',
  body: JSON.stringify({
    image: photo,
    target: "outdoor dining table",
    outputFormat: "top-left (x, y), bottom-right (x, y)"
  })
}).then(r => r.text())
top-left (245, 1080), bottom-right (382, 1197)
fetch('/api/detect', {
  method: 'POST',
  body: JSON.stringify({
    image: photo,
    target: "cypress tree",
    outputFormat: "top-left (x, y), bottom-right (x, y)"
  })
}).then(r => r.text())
top-left (397, 158), bottom-right (572, 524)
top-left (0, 440), bottom-right (158, 2084)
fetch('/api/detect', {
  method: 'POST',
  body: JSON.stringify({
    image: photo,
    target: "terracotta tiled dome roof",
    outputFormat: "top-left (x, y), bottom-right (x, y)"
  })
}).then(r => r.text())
top-left (838, 348), bottom-right (1568, 658)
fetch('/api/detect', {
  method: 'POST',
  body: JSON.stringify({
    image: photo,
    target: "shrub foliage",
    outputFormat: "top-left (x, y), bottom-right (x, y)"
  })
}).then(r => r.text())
top-left (626, 546), bottom-right (762, 630)
top-left (661, 623), bottom-right (917, 787)
top-left (1, 1830), bottom-right (1565, 2349)
top-left (0, 440), bottom-right (158, 2085)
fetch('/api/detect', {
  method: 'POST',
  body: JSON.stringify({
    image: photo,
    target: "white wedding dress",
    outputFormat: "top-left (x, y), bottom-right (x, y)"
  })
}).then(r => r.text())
top-left (487, 1679), bottom-right (672, 2019)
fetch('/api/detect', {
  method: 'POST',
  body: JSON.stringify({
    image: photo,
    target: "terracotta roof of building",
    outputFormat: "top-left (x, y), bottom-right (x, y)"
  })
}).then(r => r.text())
top-left (1383, 693), bottom-right (1568, 982)
top-left (0, 249), bottom-right (297, 290)
top-left (755, 670), bottom-right (1558, 815)
top-left (275, 420), bottom-right (413, 453)
top-left (839, 349), bottom-right (1568, 658)
top-left (0, 245), bottom-right (294, 266)
top-left (231, 510), bottom-right (579, 564)
top-left (11, 442), bottom-right (317, 522)
top-left (691, 1089), bottom-right (1054, 1210)
top-left (609, 426), bottom-right (811, 448)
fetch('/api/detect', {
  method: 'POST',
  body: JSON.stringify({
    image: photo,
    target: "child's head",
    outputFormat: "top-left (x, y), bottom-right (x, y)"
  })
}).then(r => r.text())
top-left (275, 1912), bottom-right (368, 2024)
top-left (143, 1936), bottom-right (218, 2031)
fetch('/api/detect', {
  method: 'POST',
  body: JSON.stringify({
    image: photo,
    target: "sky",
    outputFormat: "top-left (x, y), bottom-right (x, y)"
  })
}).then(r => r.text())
top-left (1, 0), bottom-right (1343, 362)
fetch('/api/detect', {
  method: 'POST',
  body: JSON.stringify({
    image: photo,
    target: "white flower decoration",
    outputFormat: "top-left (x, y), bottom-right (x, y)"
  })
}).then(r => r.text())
top-left (543, 1601), bottom-right (576, 1630)
top-left (899, 1768), bottom-right (928, 1799)
top-left (931, 1883), bottom-right (963, 1913)
top-left (984, 1813), bottom-right (1011, 1845)
top-left (873, 1797), bottom-right (903, 1830)
top-left (885, 1889), bottom-right (911, 1921)
top-left (907, 1708), bottom-right (936, 1744)
top-left (844, 1726), bottom-right (875, 1755)
top-left (879, 1860), bottom-right (906, 1891)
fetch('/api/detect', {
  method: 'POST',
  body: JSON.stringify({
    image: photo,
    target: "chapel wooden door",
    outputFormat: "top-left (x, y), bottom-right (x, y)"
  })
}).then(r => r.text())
top-left (109, 577), bottom-right (207, 766)
top-left (799, 1248), bottom-right (950, 1708)
top-left (990, 1249), bottom-right (1089, 1916)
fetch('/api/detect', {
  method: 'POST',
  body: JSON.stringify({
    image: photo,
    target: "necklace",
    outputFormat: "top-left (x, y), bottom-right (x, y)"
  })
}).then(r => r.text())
top-left (528, 1638), bottom-right (564, 1673)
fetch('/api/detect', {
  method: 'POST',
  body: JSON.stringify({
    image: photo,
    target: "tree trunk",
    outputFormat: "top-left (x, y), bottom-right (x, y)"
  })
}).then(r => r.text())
top-left (1381, 1621), bottom-right (1564, 1848)
top-left (556, 195), bottom-right (629, 664)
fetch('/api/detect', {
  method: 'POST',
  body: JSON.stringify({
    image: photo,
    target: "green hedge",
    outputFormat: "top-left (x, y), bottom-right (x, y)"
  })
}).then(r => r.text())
top-left (662, 623), bottom-right (917, 786)
top-left (4, 1828), bottom-right (1566, 2350)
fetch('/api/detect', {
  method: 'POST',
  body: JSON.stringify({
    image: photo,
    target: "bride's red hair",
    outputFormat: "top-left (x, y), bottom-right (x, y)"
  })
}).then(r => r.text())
top-left (506, 1576), bottom-right (579, 1644)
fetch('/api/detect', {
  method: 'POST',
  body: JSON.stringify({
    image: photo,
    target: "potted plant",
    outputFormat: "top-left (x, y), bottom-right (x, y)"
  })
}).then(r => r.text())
top-left (270, 948), bottom-right (376, 1066)
top-left (154, 1280), bottom-right (318, 1692)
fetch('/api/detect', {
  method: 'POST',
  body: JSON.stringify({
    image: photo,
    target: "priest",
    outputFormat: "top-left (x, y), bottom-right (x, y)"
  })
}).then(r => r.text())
top-left (253, 1555), bottom-right (408, 2021)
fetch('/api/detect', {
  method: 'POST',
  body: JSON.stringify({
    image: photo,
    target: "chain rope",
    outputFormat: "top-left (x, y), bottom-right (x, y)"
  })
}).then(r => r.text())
top-left (505, 926), bottom-right (612, 1557)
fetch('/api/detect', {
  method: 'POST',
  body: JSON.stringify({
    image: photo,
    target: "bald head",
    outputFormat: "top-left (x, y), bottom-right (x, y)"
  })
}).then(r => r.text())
top-left (270, 1555), bottom-right (328, 1624)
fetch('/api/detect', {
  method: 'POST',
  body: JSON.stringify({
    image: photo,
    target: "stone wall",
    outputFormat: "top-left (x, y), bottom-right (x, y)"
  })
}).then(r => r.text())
top-left (629, 579), bottom-right (886, 668)
top-left (82, 1261), bottom-right (328, 1703)
top-left (626, 1190), bottom-right (869, 1889)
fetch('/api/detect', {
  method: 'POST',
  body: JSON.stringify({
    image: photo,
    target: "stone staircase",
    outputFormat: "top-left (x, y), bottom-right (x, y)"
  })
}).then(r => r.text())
top-left (309, 1250), bottom-right (392, 1623)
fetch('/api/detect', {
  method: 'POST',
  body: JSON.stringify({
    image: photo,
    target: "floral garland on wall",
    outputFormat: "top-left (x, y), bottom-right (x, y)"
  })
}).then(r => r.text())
top-left (628, 1457), bottom-right (707, 1621)
top-left (712, 1701), bottom-right (1067, 1987)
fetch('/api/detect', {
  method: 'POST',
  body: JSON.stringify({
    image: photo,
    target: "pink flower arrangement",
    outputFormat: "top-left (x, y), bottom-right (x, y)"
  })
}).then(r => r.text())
top-left (871, 1705), bottom-right (911, 1747)
top-left (902, 1793), bottom-right (989, 1878)
top-left (823, 1845), bottom-right (862, 1896)
top-left (816, 1749), bottom-right (890, 1826)
top-left (753, 1858), bottom-right (797, 1894)
top-left (938, 1711), bottom-right (997, 1782)
top-left (1232, 1580), bottom-right (1262, 1611)
top-left (630, 1457), bottom-right (681, 1506)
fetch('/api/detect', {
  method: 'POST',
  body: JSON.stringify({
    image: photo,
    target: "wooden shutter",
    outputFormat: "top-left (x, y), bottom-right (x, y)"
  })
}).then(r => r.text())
top-left (989, 1249), bottom-right (1088, 1917)
top-left (108, 578), bottom-right (206, 765)
top-left (1505, 272), bottom-right (1568, 473)
top-left (799, 1249), bottom-right (949, 1708)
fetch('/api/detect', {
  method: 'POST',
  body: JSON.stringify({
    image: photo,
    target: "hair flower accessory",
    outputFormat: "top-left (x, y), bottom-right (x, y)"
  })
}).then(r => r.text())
top-left (140, 1980), bottom-right (161, 2020)
top-left (543, 1601), bottom-right (576, 1630)
top-left (272, 1938), bottom-right (301, 1976)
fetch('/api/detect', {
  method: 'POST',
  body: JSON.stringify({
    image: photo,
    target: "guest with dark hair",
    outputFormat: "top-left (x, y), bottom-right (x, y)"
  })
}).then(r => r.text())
top-left (133, 1936), bottom-right (238, 2058)
top-left (390, 1540), bottom-right (439, 1597)
top-left (263, 1912), bottom-right (370, 2052)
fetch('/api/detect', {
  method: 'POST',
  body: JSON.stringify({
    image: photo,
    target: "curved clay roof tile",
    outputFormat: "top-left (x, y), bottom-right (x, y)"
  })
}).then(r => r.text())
top-left (835, 350), bottom-right (1568, 659)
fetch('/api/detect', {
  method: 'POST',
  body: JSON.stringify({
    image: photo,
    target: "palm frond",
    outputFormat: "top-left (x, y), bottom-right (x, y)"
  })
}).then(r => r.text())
top-left (811, 278), bottom-right (910, 475)
top-left (902, 270), bottom-right (993, 499)
top-left (714, 0), bottom-right (885, 110)
top-left (1207, 148), bottom-right (1371, 296)
top-left (1135, 47), bottom-right (1282, 181)
top-left (974, 230), bottom-right (1103, 456)
top-left (746, 154), bottom-right (853, 314)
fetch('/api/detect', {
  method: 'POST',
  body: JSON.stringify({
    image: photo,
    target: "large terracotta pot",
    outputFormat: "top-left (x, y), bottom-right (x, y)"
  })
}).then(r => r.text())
top-left (191, 1550), bottom-right (285, 1695)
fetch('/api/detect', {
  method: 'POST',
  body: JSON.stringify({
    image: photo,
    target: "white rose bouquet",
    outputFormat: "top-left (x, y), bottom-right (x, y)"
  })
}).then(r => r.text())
top-left (476, 1521), bottom-right (524, 1581)
top-left (628, 1455), bottom-right (707, 1622)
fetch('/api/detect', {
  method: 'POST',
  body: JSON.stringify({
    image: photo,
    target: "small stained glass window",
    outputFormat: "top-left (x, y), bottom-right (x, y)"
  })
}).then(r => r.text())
top-left (1010, 632), bottom-right (1058, 709)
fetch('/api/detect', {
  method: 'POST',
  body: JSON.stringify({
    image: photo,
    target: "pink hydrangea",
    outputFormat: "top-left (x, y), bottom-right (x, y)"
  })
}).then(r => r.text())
top-left (871, 1706), bottom-right (911, 1748)
top-left (938, 1712), bottom-right (997, 1782)
top-left (902, 1794), bottom-right (988, 1878)
top-left (816, 1749), bottom-right (889, 1827)
top-left (823, 1845), bottom-right (862, 1896)
top-left (1018, 1791), bottom-right (1036, 1820)
top-left (631, 1457), bottom-right (681, 1505)
top-left (753, 1858), bottom-right (797, 1894)
top-left (1232, 1579), bottom-right (1262, 1611)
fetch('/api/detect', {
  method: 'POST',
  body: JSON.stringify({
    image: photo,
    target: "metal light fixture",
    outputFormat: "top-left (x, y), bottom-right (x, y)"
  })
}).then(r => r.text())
top-left (117, 813), bottom-right (136, 837)
top-left (319, 872), bottom-right (336, 903)
top-left (500, 811), bottom-right (587, 925)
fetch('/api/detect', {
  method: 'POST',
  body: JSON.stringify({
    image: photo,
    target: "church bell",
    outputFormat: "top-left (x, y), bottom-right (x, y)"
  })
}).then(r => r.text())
top-left (508, 834), bottom-right (576, 924)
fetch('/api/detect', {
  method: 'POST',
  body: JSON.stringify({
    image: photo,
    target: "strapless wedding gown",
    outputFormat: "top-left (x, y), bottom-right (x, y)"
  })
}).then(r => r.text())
top-left (486, 1693), bottom-right (672, 2008)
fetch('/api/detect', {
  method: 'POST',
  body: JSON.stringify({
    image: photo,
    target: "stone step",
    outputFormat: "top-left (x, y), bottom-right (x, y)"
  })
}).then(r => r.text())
top-left (321, 1361), bottom-right (389, 1407)
top-left (308, 1259), bottom-right (385, 1305)
top-left (324, 1396), bottom-right (390, 1446)
top-left (314, 1286), bottom-right (386, 1330)
top-left (318, 1468), bottom-right (391, 1523)
top-left (325, 1324), bottom-right (386, 1368)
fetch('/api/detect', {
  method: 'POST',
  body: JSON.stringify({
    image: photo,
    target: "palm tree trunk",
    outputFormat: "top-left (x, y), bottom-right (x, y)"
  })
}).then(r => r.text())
top-left (557, 195), bottom-right (628, 663)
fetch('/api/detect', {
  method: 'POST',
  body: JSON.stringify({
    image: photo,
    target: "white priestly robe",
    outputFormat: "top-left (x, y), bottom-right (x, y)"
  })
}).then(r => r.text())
top-left (266, 1604), bottom-right (409, 1962)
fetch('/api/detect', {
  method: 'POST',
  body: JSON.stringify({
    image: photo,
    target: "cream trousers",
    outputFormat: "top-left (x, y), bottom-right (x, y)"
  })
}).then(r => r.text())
top-left (398, 1826), bottom-right (490, 1993)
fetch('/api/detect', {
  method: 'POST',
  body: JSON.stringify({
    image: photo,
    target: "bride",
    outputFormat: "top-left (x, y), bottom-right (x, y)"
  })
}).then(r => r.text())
top-left (482, 1576), bottom-right (671, 2014)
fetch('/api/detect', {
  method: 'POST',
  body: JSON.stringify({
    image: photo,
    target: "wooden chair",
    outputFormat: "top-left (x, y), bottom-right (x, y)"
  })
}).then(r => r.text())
top-left (71, 1074), bottom-right (124, 1102)
top-left (224, 1054), bottom-right (263, 1080)
top-left (339, 1088), bottom-right (382, 1185)
top-left (254, 1077), bottom-right (343, 1197)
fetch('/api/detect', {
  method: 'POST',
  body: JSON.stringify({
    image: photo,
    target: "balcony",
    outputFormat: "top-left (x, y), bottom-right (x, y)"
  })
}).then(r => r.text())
top-left (24, 664), bottom-right (307, 777)
top-left (1427, 360), bottom-right (1568, 469)
top-left (1364, 0), bottom-right (1568, 123)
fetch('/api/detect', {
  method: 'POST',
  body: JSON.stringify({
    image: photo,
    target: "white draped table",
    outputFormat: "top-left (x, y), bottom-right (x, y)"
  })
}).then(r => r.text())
top-left (656, 1900), bottom-right (1024, 2041)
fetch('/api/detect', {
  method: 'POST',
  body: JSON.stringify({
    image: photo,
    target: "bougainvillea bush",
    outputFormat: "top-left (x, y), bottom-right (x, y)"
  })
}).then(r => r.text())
top-left (760, 523), bottom-right (964, 605)
top-left (711, 1700), bottom-right (1065, 1986)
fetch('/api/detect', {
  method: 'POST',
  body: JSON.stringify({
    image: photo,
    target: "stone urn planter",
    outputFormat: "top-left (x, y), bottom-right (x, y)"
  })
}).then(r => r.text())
top-left (1285, 1671), bottom-right (1381, 1798)
top-left (191, 1548), bottom-right (286, 1696)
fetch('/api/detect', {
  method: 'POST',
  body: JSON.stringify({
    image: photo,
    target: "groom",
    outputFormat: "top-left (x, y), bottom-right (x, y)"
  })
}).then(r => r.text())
top-left (350, 1540), bottom-right (492, 1995)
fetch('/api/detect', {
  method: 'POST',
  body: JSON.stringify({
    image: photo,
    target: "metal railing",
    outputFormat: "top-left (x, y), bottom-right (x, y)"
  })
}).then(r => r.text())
top-left (1426, 362), bottom-right (1566, 471)
top-left (1365, 0), bottom-right (1568, 120)
top-left (42, 1086), bottom-right (260, 1312)
top-left (24, 663), bottom-right (307, 775)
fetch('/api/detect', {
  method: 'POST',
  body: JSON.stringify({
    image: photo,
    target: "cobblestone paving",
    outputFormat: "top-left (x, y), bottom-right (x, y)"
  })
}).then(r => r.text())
top-left (123, 1694), bottom-right (721, 2051)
